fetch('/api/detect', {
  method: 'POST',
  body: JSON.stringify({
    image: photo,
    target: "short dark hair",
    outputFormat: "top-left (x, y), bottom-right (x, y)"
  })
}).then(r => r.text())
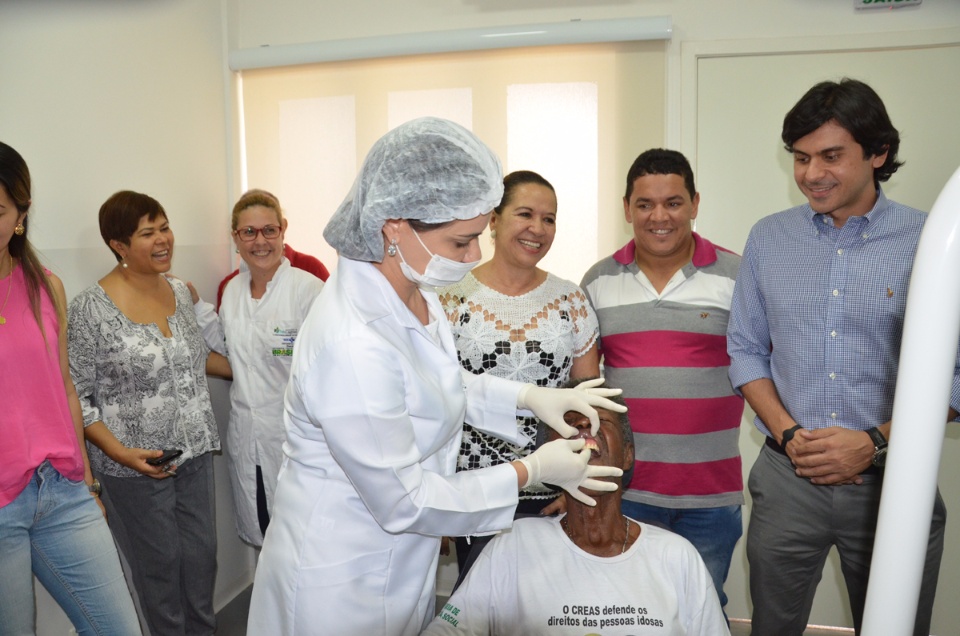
top-left (99, 191), bottom-right (168, 262)
top-left (624, 148), bottom-right (696, 201)
top-left (782, 78), bottom-right (903, 185)
top-left (495, 170), bottom-right (555, 215)
top-left (535, 377), bottom-right (635, 491)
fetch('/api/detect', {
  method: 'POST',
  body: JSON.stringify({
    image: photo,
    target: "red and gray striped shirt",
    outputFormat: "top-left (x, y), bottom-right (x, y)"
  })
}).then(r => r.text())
top-left (581, 233), bottom-right (744, 508)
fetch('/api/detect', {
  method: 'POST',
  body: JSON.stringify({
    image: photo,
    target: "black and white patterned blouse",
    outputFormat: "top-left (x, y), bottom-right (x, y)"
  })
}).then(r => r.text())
top-left (68, 277), bottom-right (220, 478)
top-left (440, 272), bottom-right (599, 500)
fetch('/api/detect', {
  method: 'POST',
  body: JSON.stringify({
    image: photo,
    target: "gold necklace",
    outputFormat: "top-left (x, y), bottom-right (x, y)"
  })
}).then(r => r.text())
top-left (0, 255), bottom-right (13, 326)
top-left (561, 515), bottom-right (632, 554)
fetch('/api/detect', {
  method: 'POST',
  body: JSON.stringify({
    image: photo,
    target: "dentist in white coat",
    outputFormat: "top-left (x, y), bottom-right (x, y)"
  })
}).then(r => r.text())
top-left (247, 117), bottom-right (626, 636)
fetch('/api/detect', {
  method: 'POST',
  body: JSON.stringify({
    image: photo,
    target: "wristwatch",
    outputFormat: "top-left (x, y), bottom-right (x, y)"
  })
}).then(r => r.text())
top-left (866, 427), bottom-right (888, 468)
top-left (88, 479), bottom-right (102, 497)
top-left (780, 424), bottom-right (803, 452)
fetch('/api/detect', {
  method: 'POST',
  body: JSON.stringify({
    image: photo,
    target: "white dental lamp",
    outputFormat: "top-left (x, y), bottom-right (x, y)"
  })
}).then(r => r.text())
top-left (862, 165), bottom-right (960, 635)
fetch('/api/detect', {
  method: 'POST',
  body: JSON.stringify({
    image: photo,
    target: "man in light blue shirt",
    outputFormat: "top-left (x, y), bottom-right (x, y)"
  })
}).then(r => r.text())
top-left (727, 78), bottom-right (960, 636)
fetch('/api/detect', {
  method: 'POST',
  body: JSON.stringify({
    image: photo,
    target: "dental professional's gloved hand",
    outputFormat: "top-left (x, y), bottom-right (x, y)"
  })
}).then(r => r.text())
top-left (517, 378), bottom-right (627, 437)
top-left (519, 439), bottom-right (622, 507)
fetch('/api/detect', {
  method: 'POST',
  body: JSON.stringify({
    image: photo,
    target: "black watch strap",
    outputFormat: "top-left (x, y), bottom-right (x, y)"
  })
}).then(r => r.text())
top-left (780, 424), bottom-right (803, 451)
top-left (866, 427), bottom-right (888, 468)
top-left (866, 427), bottom-right (888, 450)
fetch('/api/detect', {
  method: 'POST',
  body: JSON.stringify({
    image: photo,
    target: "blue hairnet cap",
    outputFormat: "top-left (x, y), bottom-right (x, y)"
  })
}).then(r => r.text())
top-left (323, 117), bottom-right (504, 262)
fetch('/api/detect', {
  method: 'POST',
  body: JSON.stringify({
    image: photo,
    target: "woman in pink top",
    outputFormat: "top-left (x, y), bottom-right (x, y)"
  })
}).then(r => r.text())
top-left (0, 141), bottom-right (140, 635)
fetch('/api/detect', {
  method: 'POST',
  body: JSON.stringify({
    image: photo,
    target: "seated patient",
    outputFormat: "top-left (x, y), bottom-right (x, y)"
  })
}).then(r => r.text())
top-left (423, 378), bottom-right (729, 636)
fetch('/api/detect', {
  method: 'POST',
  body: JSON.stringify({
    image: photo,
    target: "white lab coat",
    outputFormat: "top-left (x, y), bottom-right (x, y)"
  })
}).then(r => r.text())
top-left (247, 257), bottom-right (526, 636)
top-left (195, 259), bottom-right (324, 545)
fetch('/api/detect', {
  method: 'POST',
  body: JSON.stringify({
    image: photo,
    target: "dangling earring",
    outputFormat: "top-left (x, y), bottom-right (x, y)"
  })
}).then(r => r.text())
top-left (121, 261), bottom-right (128, 269)
top-left (14, 223), bottom-right (25, 236)
top-left (235, 247), bottom-right (240, 254)
top-left (489, 229), bottom-right (497, 243)
top-left (387, 239), bottom-right (398, 257)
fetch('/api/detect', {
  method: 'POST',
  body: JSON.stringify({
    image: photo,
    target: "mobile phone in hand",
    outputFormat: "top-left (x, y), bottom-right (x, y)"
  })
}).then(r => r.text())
top-left (147, 449), bottom-right (183, 466)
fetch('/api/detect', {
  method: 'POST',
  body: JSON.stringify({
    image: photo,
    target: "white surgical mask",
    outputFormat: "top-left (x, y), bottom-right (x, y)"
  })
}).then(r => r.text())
top-left (397, 230), bottom-right (479, 288)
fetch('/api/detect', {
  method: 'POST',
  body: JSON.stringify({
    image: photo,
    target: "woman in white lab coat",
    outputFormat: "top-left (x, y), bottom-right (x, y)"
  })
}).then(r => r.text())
top-left (194, 189), bottom-right (324, 546)
top-left (246, 117), bottom-right (626, 636)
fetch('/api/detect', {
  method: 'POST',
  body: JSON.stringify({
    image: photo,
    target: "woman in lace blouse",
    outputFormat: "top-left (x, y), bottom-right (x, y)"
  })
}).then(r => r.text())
top-left (439, 170), bottom-right (601, 574)
top-left (68, 191), bottom-right (231, 636)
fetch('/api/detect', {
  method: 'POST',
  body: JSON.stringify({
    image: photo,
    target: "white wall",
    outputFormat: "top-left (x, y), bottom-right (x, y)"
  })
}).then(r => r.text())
top-left (232, 0), bottom-right (959, 49)
top-left (4, 0), bottom-right (960, 633)
top-left (0, 1), bottom-right (252, 633)
top-left (231, 0), bottom-right (960, 151)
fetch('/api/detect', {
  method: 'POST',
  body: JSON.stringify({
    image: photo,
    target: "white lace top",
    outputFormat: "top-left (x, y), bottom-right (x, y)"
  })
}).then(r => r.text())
top-left (440, 272), bottom-right (599, 499)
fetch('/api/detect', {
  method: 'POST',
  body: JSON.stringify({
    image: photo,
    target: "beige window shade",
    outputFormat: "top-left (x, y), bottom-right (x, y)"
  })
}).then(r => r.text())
top-left (239, 41), bottom-right (665, 279)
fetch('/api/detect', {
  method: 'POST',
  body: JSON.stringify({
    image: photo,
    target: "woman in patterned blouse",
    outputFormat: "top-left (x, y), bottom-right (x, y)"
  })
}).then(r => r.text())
top-left (439, 170), bottom-right (601, 576)
top-left (67, 191), bottom-right (231, 636)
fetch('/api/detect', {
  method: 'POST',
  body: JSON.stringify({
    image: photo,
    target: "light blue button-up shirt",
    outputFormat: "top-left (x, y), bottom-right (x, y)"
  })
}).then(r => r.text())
top-left (727, 189), bottom-right (960, 437)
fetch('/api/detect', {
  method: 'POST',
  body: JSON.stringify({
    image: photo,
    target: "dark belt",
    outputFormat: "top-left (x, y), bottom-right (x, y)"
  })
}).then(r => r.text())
top-left (765, 436), bottom-right (883, 476)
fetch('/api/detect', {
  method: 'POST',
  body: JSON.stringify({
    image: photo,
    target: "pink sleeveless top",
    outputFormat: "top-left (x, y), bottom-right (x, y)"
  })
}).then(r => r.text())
top-left (0, 263), bottom-right (84, 507)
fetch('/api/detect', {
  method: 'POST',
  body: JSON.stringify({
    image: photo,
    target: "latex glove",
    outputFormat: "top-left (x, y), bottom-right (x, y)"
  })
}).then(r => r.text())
top-left (517, 378), bottom-right (626, 437)
top-left (520, 438), bottom-right (622, 507)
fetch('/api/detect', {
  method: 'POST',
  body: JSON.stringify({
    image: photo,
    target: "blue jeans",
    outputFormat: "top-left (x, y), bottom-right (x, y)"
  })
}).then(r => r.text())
top-left (0, 461), bottom-right (141, 636)
top-left (621, 499), bottom-right (742, 609)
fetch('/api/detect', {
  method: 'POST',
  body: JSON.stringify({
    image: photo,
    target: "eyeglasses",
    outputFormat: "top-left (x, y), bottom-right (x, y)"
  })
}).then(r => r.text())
top-left (234, 225), bottom-right (281, 242)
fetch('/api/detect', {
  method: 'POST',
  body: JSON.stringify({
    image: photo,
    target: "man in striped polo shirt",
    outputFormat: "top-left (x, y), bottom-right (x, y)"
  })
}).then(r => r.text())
top-left (581, 148), bottom-right (744, 613)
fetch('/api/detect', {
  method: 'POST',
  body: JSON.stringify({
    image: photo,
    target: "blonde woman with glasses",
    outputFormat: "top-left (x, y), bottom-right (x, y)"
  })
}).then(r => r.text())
top-left (193, 190), bottom-right (324, 546)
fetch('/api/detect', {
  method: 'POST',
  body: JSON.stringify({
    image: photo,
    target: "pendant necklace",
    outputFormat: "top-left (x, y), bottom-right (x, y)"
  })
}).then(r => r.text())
top-left (562, 515), bottom-right (632, 554)
top-left (0, 255), bottom-right (13, 326)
